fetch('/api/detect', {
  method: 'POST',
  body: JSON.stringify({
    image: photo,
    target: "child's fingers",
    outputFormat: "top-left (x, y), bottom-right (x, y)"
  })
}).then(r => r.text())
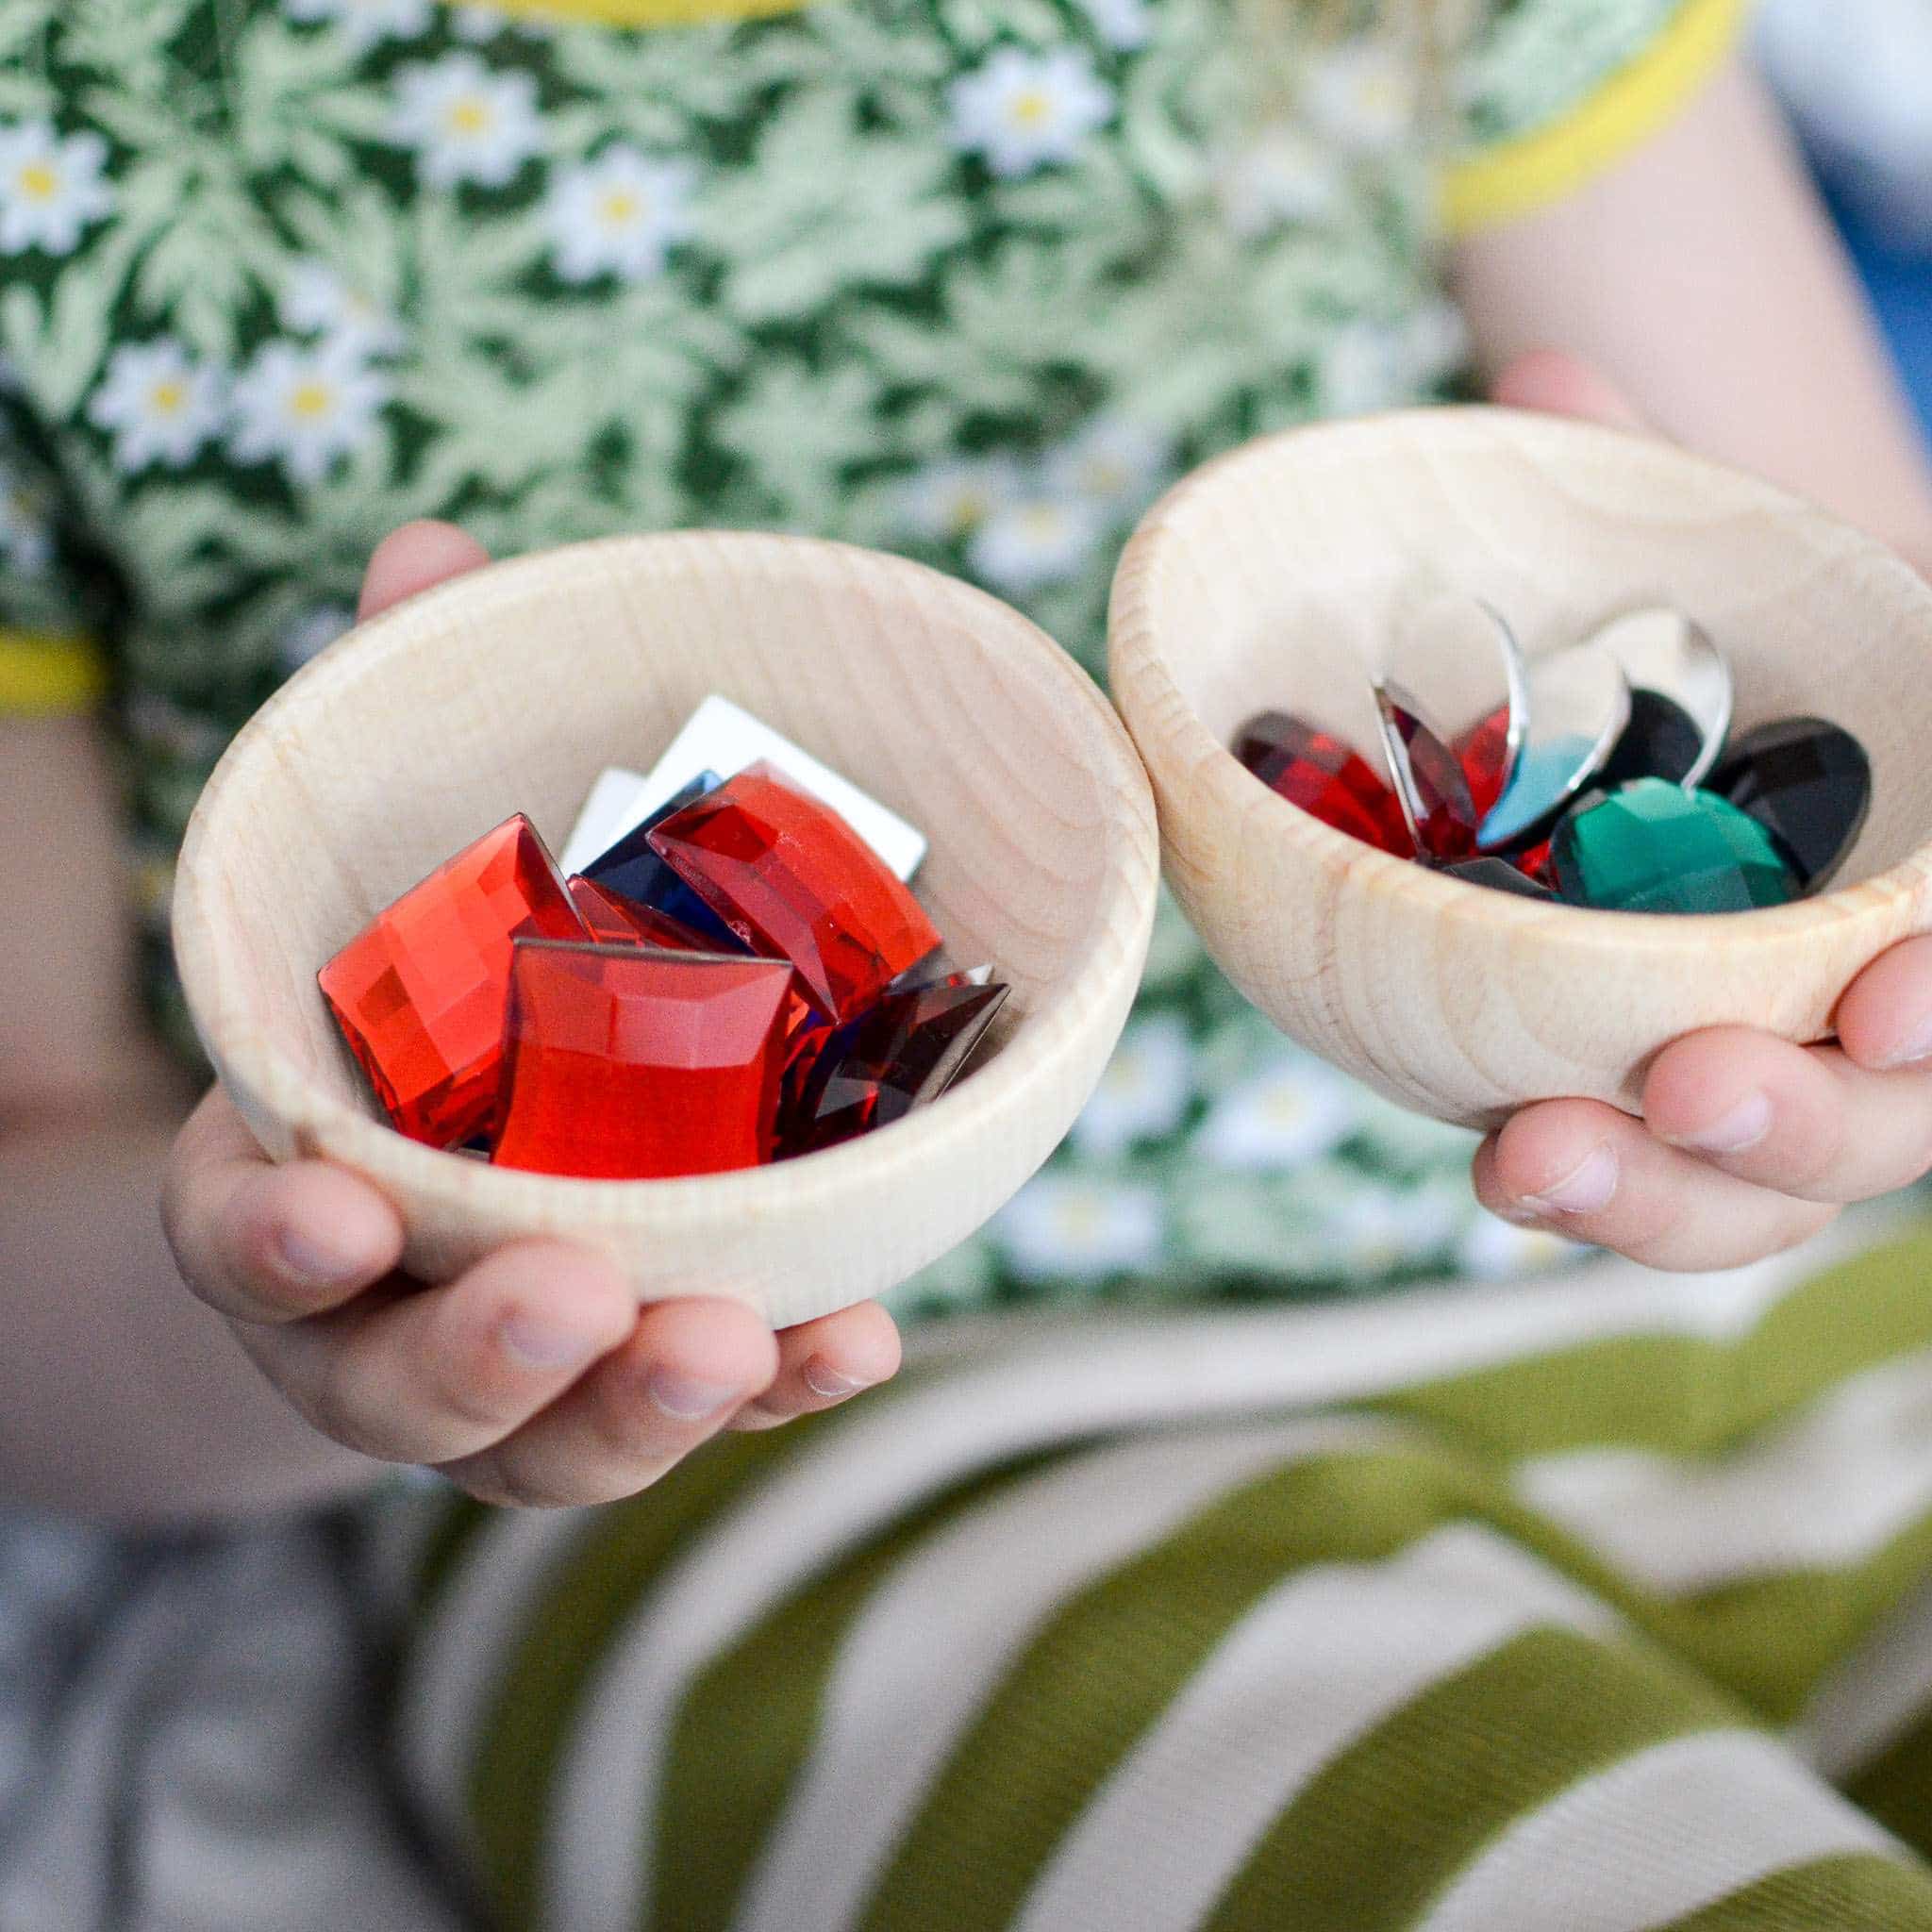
top-left (1475, 1098), bottom-right (1837, 1271)
top-left (239, 1240), bottom-right (637, 1466)
top-left (437, 1296), bottom-right (780, 1507)
top-left (1489, 350), bottom-right (1649, 431)
top-left (357, 519), bottom-right (490, 619)
top-left (1642, 1028), bottom-right (1932, 1204)
top-left (161, 1086), bottom-right (405, 1322)
top-left (727, 1300), bottom-right (903, 1431)
top-left (1835, 936), bottom-right (1932, 1072)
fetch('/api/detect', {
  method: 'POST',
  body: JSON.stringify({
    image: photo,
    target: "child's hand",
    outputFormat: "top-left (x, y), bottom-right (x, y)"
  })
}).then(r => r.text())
top-left (1475, 352), bottom-right (1932, 1269)
top-left (160, 523), bottom-right (900, 1507)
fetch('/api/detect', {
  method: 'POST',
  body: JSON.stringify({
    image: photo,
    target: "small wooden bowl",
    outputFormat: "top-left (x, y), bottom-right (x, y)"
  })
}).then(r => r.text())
top-left (1109, 407), bottom-right (1932, 1128)
top-left (175, 533), bottom-right (1158, 1329)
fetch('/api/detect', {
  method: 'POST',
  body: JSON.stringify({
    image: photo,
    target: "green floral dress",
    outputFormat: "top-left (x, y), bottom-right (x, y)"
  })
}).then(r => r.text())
top-left (0, 0), bottom-right (1740, 1316)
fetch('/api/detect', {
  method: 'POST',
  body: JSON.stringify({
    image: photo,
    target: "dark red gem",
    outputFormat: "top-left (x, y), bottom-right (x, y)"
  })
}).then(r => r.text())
top-left (582, 770), bottom-right (740, 950)
top-left (492, 941), bottom-right (795, 1179)
top-left (648, 761), bottom-right (941, 1024)
top-left (1233, 711), bottom-right (1412, 857)
top-left (318, 814), bottom-right (587, 1149)
top-left (780, 981), bottom-right (1009, 1158)
top-left (1457, 706), bottom-right (1514, 821)
top-left (1386, 703), bottom-right (1480, 860)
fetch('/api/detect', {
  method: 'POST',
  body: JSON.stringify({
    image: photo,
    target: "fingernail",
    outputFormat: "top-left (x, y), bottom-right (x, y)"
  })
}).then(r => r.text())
top-left (499, 1313), bottom-right (605, 1373)
top-left (1881, 1011), bottom-right (1932, 1070)
top-left (803, 1357), bottom-right (874, 1400)
top-left (1520, 1142), bottom-right (1619, 1217)
top-left (277, 1227), bottom-right (365, 1286)
top-left (648, 1369), bottom-right (740, 1423)
top-left (1670, 1091), bottom-right (1773, 1156)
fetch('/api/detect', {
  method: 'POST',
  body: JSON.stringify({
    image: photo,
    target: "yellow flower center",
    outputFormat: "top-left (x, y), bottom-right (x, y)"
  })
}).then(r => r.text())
top-left (943, 487), bottom-right (991, 536)
top-left (16, 162), bottom-right (58, 202)
top-left (599, 189), bottom-right (642, 227)
top-left (1018, 504), bottom-right (1064, 542)
top-left (1008, 89), bottom-right (1053, 127)
top-left (446, 98), bottom-right (493, 136)
top-left (288, 381), bottom-right (335, 421)
top-left (1260, 1087), bottom-right (1307, 1126)
top-left (1081, 457), bottom-right (1127, 495)
top-left (1052, 1196), bottom-right (1108, 1241)
top-left (149, 379), bottom-right (186, 416)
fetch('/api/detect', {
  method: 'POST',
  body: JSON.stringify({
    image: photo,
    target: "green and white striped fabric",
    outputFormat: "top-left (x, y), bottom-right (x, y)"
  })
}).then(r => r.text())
top-left (388, 1208), bottom-right (1932, 1930)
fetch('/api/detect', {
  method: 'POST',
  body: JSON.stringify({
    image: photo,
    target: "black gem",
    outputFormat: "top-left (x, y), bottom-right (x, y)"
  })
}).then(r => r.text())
top-left (1708, 718), bottom-right (1872, 891)
top-left (1443, 857), bottom-right (1557, 901)
top-left (1594, 689), bottom-right (1707, 790)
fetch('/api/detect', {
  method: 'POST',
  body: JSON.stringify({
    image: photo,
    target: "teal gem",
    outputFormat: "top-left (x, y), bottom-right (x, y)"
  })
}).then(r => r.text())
top-left (1552, 778), bottom-right (1801, 915)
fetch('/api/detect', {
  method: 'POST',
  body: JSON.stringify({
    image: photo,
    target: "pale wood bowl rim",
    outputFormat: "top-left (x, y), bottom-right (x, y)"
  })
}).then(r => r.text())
top-left (175, 529), bottom-right (1158, 1234)
top-left (1109, 406), bottom-right (1932, 961)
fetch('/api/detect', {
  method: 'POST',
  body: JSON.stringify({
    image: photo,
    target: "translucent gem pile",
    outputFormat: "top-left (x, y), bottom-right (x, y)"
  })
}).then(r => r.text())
top-left (1232, 601), bottom-right (1871, 916)
top-left (318, 708), bottom-right (1007, 1178)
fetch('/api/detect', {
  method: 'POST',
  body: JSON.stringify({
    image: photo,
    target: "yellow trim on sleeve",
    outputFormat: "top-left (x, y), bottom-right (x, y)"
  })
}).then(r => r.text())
top-left (463, 0), bottom-right (809, 25)
top-left (0, 628), bottom-right (107, 716)
top-left (1442, 0), bottom-right (1747, 236)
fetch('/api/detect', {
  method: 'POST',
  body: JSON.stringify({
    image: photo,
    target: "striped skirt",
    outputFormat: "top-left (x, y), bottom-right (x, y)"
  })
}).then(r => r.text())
top-left (389, 1207), bottom-right (1932, 1931)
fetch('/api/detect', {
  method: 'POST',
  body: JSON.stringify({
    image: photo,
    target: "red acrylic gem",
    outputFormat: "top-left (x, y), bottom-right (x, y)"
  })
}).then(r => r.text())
top-left (1457, 706), bottom-right (1514, 821)
top-left (492, 941), bottom-right (795, 1179)
top-left (648, 761), bottom-right (941, 1024)
top-left (318, 814), bottom-right (585, 1148)
top-left (781, 980), bottom-right (1009, 1158)
top-left (1515, 838), bottom-right (1555, 888)
top-left (568, 875), bottom-right (826, 1089)
top-left (1234, 711), bottom-right (1411, 858)
top-left (567, 876), bottom-right (718, 952)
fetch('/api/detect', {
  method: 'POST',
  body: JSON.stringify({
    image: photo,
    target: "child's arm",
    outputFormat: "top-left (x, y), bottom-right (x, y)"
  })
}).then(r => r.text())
top-left (3, 524), bottom-right (897, 1524)
top-left (1454, 59), bottom-right (1932, 571)
top-left (1454, 59), bottom-right (1932, 1268)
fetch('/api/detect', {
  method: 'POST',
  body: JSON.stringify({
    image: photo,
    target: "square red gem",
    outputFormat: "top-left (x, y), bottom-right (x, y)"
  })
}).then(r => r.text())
top-left (318, 814), bottom-right (584, 1148)
top-left (647, 761), bottom-right (940, 1024)
top-left (492, 941), bottom-right (796, 1179)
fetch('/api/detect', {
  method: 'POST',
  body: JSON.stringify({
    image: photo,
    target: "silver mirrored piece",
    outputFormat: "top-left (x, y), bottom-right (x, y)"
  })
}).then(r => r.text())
top-left (1477, 642), bottom-right (1632, 850)
top-left (1375, 592), bottom-right (1528, 861)
top-left (1581, 608), bottom-right (1732, 790)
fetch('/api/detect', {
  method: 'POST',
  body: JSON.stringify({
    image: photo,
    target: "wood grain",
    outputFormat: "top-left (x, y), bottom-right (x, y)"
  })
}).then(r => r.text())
top-left (175, 532), bottom-right (1158, 1329)
top-left (1109, 407), bottom-right (1932, 1127)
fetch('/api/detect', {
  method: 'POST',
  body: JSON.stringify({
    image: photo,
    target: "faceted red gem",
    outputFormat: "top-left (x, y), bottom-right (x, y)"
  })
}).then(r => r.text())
top-left (318, 814), bottom-right (586, 1149)
top-left (648, 761), bottom-right (941, 1024)
top-left (781, 981), bottom-right (1009, 1158)
top-left (566, 876), bottom-right (719, 952)
top-left (1457, 706), bottom-right (1514, 821)
top-left (492, 941), bottom-right (795, 1179)
top-left (1234, 711), bottom-right (1411, 858)
top-left (569, 875), bottom-right (826, 1093)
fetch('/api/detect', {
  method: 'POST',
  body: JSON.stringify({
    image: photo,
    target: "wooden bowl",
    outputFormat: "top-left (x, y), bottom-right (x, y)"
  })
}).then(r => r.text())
top-left (1109, 407), bottom-right (1932, 1128)
top-left (175, 533), bottom-right (1158, 1329)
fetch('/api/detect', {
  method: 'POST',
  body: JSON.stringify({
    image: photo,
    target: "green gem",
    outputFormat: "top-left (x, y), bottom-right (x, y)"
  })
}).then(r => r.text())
top-left (1552, 778), bottom-right (1800, 915)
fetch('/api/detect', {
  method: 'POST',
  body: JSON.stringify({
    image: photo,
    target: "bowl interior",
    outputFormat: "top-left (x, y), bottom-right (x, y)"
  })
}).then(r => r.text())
top-left (1138, 409), bottom-right (1932, 890)
top-left (187, 532), bottom-right (1133, 1144)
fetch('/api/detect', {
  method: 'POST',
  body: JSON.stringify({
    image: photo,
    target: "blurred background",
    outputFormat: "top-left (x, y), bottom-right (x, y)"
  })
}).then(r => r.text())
top-left (1758, 0), bottom-right (1932, 435)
